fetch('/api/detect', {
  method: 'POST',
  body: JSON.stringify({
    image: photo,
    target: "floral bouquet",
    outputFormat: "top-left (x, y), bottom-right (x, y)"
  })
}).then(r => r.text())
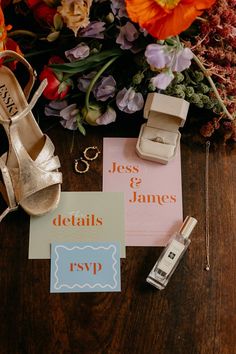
top-left (1, 0), bottom-right (236, 142)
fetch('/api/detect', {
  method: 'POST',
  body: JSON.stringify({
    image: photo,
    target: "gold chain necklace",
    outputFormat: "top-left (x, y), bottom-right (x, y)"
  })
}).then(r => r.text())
top-left (205, 141), bottom-right (210, 271)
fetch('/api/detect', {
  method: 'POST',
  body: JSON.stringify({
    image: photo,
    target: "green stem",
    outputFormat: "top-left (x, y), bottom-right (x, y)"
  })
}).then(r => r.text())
top-left (70, 131), bottom-right (75, 154)
top-left (85, 56), bottom-right (119, 110)
top-left (176, 35), bottom-right (181, 46)
top-left (24, 48), bottom-right (57, 58)
top-left (193, 53), bottom-right (233, 121)
top-left (8, 30), bottom-right (38, 39)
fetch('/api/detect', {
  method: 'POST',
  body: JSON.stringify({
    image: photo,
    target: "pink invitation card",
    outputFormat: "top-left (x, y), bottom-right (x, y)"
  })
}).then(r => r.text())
top-left (103, 138), bottom-right (183, 246)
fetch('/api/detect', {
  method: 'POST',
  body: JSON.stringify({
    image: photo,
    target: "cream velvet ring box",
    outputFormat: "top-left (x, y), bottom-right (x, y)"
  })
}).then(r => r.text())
top-left (136, 93), bottom-right (190, 164)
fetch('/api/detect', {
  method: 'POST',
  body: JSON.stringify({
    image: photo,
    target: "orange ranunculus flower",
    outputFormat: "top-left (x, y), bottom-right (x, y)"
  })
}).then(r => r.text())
top-left (0, 6), bottom-right (22, 68)
top-left (125, 0), bottom-right (216, 40)
top-left (0, 6), bottom-right (12, 51)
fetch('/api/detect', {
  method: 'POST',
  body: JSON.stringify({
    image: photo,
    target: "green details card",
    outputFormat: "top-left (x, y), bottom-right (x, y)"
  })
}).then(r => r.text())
top-left (29, 192), bottom-right (125, 258)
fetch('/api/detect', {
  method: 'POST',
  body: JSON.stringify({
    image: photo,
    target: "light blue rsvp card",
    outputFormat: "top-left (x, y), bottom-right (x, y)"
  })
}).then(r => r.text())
top-left (50, 242), bottom-right (121, 293)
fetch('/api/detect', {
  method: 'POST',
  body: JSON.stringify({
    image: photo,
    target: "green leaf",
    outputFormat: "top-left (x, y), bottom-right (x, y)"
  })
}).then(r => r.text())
top-left (77, 122), bottom-right (86, 136)
top-left (49, 49), bottom-right (123, 74)
top-left (47, 31), bottom-right (60, 42)
top-left (55, 71), bottom-right (63, 81)
top-left (58, 81), bottom-right (67, 93)
top-left (76, 113), bottom-right (86, 135)
top-left (53, 14), bottom-right (63, 31)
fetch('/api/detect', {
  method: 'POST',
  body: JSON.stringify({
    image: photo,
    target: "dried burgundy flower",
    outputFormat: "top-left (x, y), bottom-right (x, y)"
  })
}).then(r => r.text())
top-left (200, 122), bottom-right (215, 137)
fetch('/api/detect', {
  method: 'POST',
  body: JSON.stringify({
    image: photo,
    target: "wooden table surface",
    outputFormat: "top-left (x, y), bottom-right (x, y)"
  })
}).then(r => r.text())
top-left (0, 115), bottom-right (236, 354)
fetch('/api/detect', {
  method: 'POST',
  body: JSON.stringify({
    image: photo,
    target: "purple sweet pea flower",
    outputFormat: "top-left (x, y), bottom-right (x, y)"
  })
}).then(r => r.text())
top-left (65, 42), bottom-right (90, 62)
top-left (44, 100), bottom-right (68, 117)
top-left (96, 107), bottom-right (117, 125)
top-left (145, 43), bottom-right (193, 72)
top-left (93, 75), bottom-right (116, 102)
top-left (60, 104), bottom-right (78, 130)
top-left (145, 44), bottom-right (171, 69)
top-left (116, 22), bottom-right (139, 50)
top-left (116, 87), bottom-right (144, 114)
top-left (77, 71), bottom-right (97, 92)
top-left (44, 101), bottom-right (78, 130)
top-left (111, 0), bottom-right (128, 18)
top-left (171, 47), bottom-right (193, 72)
top-left (146, 43), bottom-right (193, 90)
top-left (151, 70), bottom-right (175, 90)
top-left (79, 21), bottom-right (106, 39)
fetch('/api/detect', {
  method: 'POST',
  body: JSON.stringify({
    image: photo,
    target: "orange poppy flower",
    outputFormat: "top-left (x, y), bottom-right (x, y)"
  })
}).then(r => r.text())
top-left (125, 0), bottom-right (216, 40)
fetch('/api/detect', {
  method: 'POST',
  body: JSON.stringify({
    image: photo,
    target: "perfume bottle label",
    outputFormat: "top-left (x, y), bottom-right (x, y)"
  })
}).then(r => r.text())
top-left (155, 240), bottom-right (185, 278)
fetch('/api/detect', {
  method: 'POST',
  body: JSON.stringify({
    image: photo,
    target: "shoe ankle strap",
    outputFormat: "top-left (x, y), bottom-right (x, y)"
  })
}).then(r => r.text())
top-left (9, 79), bottom-right (48, 125)
top-left (0, 50), bottom-right (37, 100)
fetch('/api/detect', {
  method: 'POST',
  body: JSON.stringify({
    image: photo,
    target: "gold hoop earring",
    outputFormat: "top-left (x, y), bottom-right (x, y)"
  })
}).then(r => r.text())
top-left (74, 158), bottom-right (89, 174)
top-left (83, 146), bottom-right (100, 161)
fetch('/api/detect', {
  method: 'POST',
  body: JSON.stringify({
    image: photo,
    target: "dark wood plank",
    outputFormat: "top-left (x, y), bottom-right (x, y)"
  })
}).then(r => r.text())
top-left (0, 118), bottom-right (236, 354)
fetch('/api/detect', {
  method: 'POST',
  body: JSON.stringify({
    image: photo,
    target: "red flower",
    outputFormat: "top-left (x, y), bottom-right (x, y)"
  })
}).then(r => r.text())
top-left (39, 56), bottom-right (71, 100)
top-left (26, 0), bottom-right (56, 26)
top-left (27, 0), bottom-right (41, 6)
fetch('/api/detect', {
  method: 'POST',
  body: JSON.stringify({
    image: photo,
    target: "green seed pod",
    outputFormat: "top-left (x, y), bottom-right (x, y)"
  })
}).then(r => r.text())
top-left (173, 85), bottom-right (185, 98)
top-left (174, 72), bottom-right (185, 83)
top-left (199, 83), bottom-right (210, 93)
top-left (190, 93), bottom-right (201, 104)
top-left (132, 72), bottom-right (145, 85)
top-left (201, 95), bottom-right (210, 104)
top-left (185, 86), bottom-right (195, 97)
top-left (106, 13), bottom-right (115, 24)
top-left (193, 71), bottom-right (204, 82)
top-left (148, 82), bottom-right (156, 92)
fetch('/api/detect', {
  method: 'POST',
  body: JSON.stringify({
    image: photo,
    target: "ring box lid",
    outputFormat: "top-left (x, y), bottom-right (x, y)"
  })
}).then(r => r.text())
top-left (144, 93), bottom-right (189, 133)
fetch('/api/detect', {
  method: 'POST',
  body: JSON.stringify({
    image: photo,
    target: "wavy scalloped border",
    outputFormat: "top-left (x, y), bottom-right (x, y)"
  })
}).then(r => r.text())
top-left (53, 244), bottom-right (118, 290)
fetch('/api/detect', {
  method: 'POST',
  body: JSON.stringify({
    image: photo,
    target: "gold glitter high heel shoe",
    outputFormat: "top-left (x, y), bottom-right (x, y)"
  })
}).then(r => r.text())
top-left (0, 50), bottom-right (62, 221)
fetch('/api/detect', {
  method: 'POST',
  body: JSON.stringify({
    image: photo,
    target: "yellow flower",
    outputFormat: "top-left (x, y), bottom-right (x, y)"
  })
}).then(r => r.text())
top-left (58, 0), bottom-right (93, 37)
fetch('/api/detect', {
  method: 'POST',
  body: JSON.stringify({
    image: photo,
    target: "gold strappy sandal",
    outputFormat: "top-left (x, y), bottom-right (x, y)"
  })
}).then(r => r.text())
top-left (0, 50), bottom-right (62, 221)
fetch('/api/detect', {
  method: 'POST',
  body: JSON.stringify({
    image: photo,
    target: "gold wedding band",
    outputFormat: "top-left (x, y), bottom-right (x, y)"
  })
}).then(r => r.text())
top-left (151, 136), bottom-right (166, 144)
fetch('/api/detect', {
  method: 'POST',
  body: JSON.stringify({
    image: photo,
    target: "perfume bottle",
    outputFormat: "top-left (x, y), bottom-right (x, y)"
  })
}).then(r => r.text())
top-left (146, 216), bottom-right (197, 290)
